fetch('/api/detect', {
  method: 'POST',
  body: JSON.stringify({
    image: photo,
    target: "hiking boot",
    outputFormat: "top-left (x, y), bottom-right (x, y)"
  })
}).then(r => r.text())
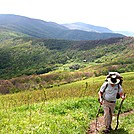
top-left (102, 129), bottom-right (110, 133)
top-left (108, 125), bottom-right (113, 130)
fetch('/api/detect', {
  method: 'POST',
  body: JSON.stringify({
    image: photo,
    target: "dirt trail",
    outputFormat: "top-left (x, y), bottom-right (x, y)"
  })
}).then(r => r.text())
top-left (86, 110), bottom-right (134, 134)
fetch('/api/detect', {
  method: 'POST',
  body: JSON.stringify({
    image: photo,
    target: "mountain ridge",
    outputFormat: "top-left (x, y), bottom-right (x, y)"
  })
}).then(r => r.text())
top-left (0, 14), bottom-right (125, 40)
top-left (62, 22), bottom-right (113, 33)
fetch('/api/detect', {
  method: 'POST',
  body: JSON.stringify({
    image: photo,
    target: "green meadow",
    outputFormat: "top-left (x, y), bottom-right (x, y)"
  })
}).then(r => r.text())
top-left (0, 72), bottom-right (134, 134)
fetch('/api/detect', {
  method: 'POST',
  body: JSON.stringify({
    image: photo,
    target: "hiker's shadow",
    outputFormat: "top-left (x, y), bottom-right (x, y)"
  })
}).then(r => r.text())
top-left (110, 128), bottom-right (129, 134)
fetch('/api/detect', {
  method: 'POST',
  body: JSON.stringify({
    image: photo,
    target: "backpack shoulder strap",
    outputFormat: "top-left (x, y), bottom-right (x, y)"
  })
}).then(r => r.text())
top-left (103, 83), bottom-right (108, 93)
top-left (117, 84), bottom-right (120, 92)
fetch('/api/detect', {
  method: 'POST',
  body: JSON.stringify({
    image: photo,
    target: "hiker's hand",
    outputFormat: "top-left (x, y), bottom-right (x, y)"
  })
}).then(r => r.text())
top-left (120, 92), bottom-right (126, 100)
top-left (99, 98), bottom-right (103, 105)
top-left (121, 95), bottom-right (126, 100)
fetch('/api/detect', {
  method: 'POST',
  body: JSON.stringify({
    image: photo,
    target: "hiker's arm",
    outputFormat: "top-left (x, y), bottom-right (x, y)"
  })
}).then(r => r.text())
top-left (98, 91), bottom-right (103, 105)
top-left (119, 85), bottom-right (125, 100)
top-left (98, 82), bottom-right (107, 104)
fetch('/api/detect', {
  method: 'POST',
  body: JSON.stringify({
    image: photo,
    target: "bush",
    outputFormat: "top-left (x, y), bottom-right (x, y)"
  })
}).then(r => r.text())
top-left (69, 64), bottom-right (81, 70)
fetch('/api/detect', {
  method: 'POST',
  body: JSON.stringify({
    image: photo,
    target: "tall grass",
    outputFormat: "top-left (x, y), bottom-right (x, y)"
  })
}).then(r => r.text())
top-left (1, 72), bottom-right (133, 107)
top-left (0, 72), bottom-right (133, 133)
top-left (0, 96), bottom-right (133, 134)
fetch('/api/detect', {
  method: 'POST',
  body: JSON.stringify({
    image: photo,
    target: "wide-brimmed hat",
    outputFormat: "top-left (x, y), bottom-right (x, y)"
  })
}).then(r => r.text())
top-left (107, 74), bottom-right (120, 85)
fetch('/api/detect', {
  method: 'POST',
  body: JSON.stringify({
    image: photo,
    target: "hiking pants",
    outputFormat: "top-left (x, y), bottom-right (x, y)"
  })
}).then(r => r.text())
top-left (102, 100), bottom-right (116, 129)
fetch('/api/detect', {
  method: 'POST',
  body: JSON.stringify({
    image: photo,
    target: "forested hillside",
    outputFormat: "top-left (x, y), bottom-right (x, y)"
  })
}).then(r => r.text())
top-left (0, 36), bottom-right (134, 93)
top-left (0, 28), bottom-right (28, 41)
top-left (0, 37), bottom-right (134, 79)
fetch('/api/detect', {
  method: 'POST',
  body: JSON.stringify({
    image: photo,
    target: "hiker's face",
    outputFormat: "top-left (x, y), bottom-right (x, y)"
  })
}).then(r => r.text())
top-left (111, 83), bottom-right (115, 87)
top-left (111, 78), bottom-right (117, 83)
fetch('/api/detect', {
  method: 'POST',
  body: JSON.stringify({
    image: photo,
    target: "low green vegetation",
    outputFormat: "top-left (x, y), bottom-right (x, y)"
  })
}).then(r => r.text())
top-left (109, 114), bottom-right (134, 134)
top-left (0, 96), bottom-right (133, 134)
top-left (0, 72), bottom-right (133, 134)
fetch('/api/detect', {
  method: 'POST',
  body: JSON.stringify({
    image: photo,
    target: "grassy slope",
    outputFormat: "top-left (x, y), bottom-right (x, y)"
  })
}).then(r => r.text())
top-left (0, 72), bottom-right (133, 134)
top-left (110, 114), bottom-right (134, 134)
top-left (0, 28), bottom-right (28, 40)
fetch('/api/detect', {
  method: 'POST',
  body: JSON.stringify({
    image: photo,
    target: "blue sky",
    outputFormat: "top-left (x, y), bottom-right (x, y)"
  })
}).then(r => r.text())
top-left (0, 0), bottom-right (134, 32)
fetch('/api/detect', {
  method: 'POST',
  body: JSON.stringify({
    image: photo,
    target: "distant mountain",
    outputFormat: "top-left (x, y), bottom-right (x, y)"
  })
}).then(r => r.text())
top-left (62, 22), bottom-right (134, 37)
top-left (115, 31), bottom-right (134, 36)
top-left (0, 14), bottom-right (125, 40)
top-left (0, 14), bottom-right (68, 38)
top-left (62, 22), bottom-right (113, 33)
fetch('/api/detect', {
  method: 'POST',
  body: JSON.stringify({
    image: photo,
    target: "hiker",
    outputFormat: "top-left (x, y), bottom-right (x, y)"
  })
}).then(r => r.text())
top-left (98, 72), bottom-right (125, 133)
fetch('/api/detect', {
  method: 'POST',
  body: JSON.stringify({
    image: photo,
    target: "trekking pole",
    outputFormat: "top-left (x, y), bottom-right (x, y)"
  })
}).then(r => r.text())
top-left (96, 104), bottom-right (101, 131)
top-left (115, 94), bottom-right (126, 130)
